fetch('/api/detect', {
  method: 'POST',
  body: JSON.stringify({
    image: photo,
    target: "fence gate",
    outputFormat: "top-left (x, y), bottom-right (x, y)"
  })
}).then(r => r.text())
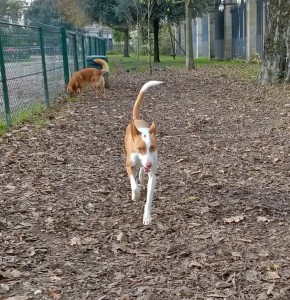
top-left (201, 15), bottom-right (209, 58)
top-left (256, 0), bottom-right (267, 57)
top-left (231, 1), bottom-right (247, 59)
top-left (215, 10), bottom-right (224, 59)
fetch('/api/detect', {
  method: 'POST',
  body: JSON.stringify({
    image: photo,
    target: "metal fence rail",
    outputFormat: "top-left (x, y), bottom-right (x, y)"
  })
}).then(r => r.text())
top-left (0, 21), bottom-right (106, 128)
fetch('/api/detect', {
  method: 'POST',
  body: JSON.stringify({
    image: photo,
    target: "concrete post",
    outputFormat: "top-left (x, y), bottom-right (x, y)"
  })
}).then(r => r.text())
top-left (224, 4), bottom-right (233, 59)
top-left (175, 26), bottom-right (179, 55)
top-left (177, 22), bottom-right (186, 56)
top-left (197, 17), bottom-right (203, 57)
top-left (246, 0), bottom-right (257, 61)
top-left (208, 11), bottom-right (215, 58)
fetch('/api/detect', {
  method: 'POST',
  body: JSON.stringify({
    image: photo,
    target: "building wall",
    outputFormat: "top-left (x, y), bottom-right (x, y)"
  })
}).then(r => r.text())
top-left (85, 24), bottom-right (113, 51)
top-left (175, 0), bottom-right (267, 61)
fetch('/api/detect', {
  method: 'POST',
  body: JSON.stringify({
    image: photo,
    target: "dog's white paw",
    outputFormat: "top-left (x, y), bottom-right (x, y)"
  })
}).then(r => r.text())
top-left (132, 186), bottom-right (140, 201)
top-left (143, 214), bottom-right (152, 225)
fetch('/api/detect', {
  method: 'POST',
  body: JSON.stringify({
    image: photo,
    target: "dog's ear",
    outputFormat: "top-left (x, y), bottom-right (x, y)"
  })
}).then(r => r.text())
top-left (149, 120), bottom-right (157, 135)
top-left (130, 119), bottom-right (140, 137)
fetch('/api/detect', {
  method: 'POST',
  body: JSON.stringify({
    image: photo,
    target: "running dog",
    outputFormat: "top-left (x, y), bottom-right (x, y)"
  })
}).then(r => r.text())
top-left (67, 58), bottom-right (109, 97)
top-left (124, 80), bottom-right (163, 225)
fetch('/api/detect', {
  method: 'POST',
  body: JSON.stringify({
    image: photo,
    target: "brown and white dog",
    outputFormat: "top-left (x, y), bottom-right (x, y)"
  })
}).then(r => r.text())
top-left (66, 58), bottom-right (109, 97)
top-left (124, 80), bottom-right (163, 225)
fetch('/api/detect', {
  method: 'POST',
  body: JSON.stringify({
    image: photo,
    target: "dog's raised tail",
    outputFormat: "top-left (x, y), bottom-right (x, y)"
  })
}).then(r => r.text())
top-left (133, 80), bottom-right (163, 120)
top-left (94, 58), bottom-right (109, 73)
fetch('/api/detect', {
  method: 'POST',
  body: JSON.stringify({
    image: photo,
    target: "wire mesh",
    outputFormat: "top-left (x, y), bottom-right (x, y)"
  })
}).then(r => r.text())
top-left (0, 23), bottom-right (46, 124)
top-left (43, 27), bottom-right (64, 101)
top-left (0, 21), bottom-right (106, 127)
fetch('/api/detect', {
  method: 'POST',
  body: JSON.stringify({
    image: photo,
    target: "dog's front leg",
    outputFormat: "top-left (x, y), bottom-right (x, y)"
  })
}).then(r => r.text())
top-left (143, 171), bottom-right (156, 225)
top-left (127, 165), bottom-right (141, 201)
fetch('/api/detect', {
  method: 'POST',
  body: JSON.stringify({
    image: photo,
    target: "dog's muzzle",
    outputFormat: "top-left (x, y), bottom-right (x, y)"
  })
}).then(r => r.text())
top-left (144, 161), bottom-right (152, 173)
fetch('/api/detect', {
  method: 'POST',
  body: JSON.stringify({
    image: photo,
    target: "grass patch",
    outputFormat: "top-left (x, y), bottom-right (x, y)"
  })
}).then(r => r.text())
top-left (108, 54), bottom-right (186, 72)
top-left (0, 96), bottom-right (79, 136)
top-left (0, 120), bottom-right (7, 135)
top-left (108, 54), bottom-right (261, 80)
top-left (212, 63), bottom-right (261, 81)
top-left (12, 103), bottom-right (48, 125)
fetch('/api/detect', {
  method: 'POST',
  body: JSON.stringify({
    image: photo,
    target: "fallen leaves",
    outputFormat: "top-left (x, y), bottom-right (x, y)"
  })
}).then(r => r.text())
top-left (187, 260), bottom-right (203, 268)
top-left (1, 68), bottom-right (290, 299)
top-left (5, 296), bottom-right (29, 300)
top-left (223, 215), bottom-right (244, 223)
top-left (48, 288), bottom-right (62, 300)
top-left (116, 232), bottom-right (124, 242)
top-left (267, 271), bottom-right (280, 280)
top-left (0, 269), bottom-right (22, 279)
top-left (69, 236), bottom-right (81, 246)
top-left (257, 216), bottom-right (271, 222)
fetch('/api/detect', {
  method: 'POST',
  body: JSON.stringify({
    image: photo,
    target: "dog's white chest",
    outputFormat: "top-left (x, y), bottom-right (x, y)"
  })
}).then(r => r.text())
top-left (130, 152), bottom-right (141, 167)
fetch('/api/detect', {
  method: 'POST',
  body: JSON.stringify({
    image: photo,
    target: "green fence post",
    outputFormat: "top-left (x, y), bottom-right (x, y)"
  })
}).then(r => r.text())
top-left (88, 37), bottom-right (92, 55)
top-left (81, 35), bottom-right (86, 69)
top-left (96, 37), bottom-right (100, 55)
top-left (73, 33), bottom-right (79, 71)
top-left (103, 39), bottom-right (107, 55)
top-left (61, 26), bottom-right (70, 85)
top-left (0, 34), bottom-right (11, 127)
top-left (94, 38), bottom-right (97, 55)
top-left (101, 39), bottom-right (104, 55)
top-left (39, 27), bottom-right (50, 107)
top-left (100, 39), bottom-right (105, 55)
top-left (100, 39), bottom-right (104, 55)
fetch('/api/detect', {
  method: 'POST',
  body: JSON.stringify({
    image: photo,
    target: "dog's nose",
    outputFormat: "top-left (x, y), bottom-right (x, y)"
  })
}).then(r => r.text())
top-left (145, 161), bottom-right (152, 169)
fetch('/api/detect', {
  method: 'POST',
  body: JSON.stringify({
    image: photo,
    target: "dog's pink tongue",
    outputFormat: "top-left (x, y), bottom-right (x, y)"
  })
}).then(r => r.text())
top-left (144, 167), bottom-right (150, 173)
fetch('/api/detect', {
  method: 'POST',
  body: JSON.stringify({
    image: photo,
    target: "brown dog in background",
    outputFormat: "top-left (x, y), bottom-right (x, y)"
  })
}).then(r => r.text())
top-left (67, 58), bottom-right (109, 97)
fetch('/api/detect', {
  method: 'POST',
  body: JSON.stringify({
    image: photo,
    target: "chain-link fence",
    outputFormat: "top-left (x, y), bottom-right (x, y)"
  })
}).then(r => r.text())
top-left (0, 21), bottom-right (106, 128)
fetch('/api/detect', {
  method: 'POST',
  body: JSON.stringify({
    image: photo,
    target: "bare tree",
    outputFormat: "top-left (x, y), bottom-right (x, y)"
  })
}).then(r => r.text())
top-left (173, 0), bottom-right (195, 70)
top-left (146, 0), bottom-right (154, 74)
top-left (185, 0), bottom-right (194, 70)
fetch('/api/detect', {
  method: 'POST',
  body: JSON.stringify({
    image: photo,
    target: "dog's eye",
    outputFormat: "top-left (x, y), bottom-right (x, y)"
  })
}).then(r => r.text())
top-left (149, 145), bottom-right (156, 152)
top-left (138, 146), bottom-right (146, 153)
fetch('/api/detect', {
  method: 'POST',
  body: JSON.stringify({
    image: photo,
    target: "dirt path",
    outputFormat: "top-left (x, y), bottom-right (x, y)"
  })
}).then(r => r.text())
top-left (1, 67), bottom-right (290, 300)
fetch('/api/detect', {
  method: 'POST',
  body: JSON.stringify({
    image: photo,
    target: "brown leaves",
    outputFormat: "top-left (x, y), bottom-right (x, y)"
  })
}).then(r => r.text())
top-left (257, 216), bottom-right (271, 222)
top-left (69, 236), bottom-right (82, 246)
top-left (1, 68), bottom-right (290, 299)
top-left (5, 296), bottom-right (29, 300)
top-left (0, 270), bottom-right (23, 279)
top-left (48, 289), bottom-right (62, 300)
top-left (223, 215), bottom-right (245, 223)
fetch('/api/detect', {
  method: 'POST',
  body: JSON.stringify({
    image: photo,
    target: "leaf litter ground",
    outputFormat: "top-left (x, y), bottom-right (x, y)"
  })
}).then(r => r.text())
top-left (1, 66), bottom-right (290, 300)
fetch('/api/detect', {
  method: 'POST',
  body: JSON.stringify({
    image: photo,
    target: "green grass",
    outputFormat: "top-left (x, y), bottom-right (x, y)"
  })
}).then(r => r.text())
top-left (12, 103), bottom-right (47, 124)
top-left (108, 54), bottom-right (186, 72)
top-left (0, 95), bottom-right (82, 136)
top-left (0, 120), bottom-right (6, 135)
top-left (108, 54), bottom-right (246, 71)
top-left (108, 54), bottom-right (261, 80)
top-left (0, 103), bottom-right (49, 135)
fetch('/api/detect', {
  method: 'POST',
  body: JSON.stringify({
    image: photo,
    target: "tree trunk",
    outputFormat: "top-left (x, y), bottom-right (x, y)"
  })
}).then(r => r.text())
top-left (286, 26), bottom-right (290, 82)
top-left (185, 0), bottom-right (195, 70)
top-left (260, 0), bottom-right (290, 84)
top-left (153, 17), bottom-right (160, 63)
top-left (123, 28), bottom-right (130, 57)
top-left (148, 0), bottom-right (152, 75)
